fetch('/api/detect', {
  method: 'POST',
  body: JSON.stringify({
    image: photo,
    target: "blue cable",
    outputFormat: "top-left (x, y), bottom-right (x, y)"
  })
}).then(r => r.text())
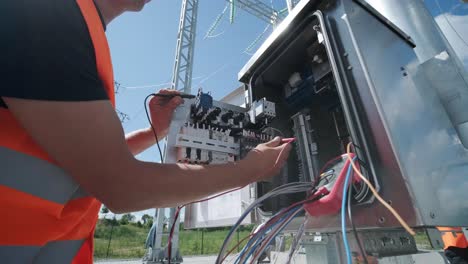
top-left (234, 213), bottom-right (283, 264)
top-left (234, 206), bottom-right (301, 264)
top-left (219, 202), bottom-right (258, 263)
top-left (241, 206), bottom-right (303, 264)
top-left (217, 184), bottom-right (310, 263)
top-left (234, 225), bottom-right (271, 264)
top-left (233, 211), bottom-right (278, 264)
top-left (248, 207), bottom-right (304, 264)
top-left (342, 157), bottom-right (357, 264)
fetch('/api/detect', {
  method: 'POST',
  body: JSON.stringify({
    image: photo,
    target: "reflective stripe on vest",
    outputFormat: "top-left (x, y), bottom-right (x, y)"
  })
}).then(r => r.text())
top-left (0, 240), bottom-right (85, 264)
top-left (0, 147), bottom-right (86, 204)
top-left (0, 0), bottom-right (115, 262)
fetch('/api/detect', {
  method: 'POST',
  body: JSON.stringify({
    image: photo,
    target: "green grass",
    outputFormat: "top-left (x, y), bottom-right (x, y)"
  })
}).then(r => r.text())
top-left (94, 222), bottom-right (252, 259)
top-left (414, 230), bottom-right (432, 250)
top-left (94, 222), bottom-right (436, 260)
top-left (94, 224), bottom-right (148, 259)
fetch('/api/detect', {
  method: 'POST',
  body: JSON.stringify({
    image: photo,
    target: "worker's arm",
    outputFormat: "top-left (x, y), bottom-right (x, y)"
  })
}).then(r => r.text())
top-left (4, 97), bottom-right (291, 213)
top-left (125, 89), bottom-right (183, 156)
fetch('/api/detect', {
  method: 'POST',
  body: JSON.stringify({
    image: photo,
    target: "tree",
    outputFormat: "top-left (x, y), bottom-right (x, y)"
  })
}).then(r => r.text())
top-left (101, 206), bottom-right (110, 214)
top-left (120, 213), bottom-right (135, 225)
top-left (101, 205), bottom-right (110, 220)
top-left (146, 218), bottom-right (154, 228)
top-left (103, 217), bottom-right (119, 227)
top-left (142, 214), bottom-right (152, 225)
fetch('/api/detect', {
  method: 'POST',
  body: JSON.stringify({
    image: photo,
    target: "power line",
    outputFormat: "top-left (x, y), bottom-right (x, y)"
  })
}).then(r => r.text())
top-left (124, 82), bottom-right (172, 90)
top-left (116, 109), bottom-right (130, 123)
top-left (194, 63), bottom-right (231, 87)
top-left (435, 0), bottom-right (468, 48)
top-left (244, 24), bottom-right (271, 54)
top-left (204, 3), bottom-right (229, 39)
top-left (119, 76), bottom-right (204, 91)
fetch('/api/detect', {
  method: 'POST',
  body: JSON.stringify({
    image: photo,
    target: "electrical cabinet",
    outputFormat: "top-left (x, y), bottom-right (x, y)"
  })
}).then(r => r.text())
top-left (179, 0), bottom-right (468, 232)
top-left (238, 0), bottom-right (468, 231)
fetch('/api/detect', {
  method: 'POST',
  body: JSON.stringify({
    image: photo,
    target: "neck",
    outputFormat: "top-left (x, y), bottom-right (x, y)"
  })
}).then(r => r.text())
top-left (93, 0), bottom-right (124, 25)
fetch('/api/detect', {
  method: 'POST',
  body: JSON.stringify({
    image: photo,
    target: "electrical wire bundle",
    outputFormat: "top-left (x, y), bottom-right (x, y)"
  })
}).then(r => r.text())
top-left (216, 182), bottom-right (318, 264)
top-left (216, 142), bottom-right (417, 264)
top-left (341, 143), bottom-right (416, 264)
top-left (235, 205), bottom-right (304, 264)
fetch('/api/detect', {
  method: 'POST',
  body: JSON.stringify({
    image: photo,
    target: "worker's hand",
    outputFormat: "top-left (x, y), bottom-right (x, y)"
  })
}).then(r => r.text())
top-left (148, 89), bottom-right (184, 136)
top-left (241, 137), bottom-right (292, 182)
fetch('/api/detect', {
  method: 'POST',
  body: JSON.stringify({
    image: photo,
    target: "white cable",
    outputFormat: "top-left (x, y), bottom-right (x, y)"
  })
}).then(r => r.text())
top-left (286, 218), bottom-right (307, 264)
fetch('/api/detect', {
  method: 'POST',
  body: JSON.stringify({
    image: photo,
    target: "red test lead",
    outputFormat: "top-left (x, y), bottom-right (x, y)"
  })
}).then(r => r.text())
top-left (281, 138), bottom-right (296, 144)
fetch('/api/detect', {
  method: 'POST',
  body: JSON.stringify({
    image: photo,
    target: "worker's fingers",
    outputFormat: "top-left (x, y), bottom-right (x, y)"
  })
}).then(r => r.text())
top-left (149, 95), bottom-right (170, 106)
top-left (263, 136), bottom-right (282, 147)
top-left (274, 141), bottom-right (292, 151)
top-left (169, 96), bottom-right (184, 108)
top-left (150, 93), bottom-right (182, 108)
top-left (274, 143), bottom-right (292, 167)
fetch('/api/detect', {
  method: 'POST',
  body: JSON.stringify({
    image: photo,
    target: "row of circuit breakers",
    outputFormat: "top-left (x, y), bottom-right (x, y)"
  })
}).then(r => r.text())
top-left (174, 89), bottom-right (276, 165)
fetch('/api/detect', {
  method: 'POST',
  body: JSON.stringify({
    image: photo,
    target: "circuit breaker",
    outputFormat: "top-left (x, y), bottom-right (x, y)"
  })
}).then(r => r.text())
top-left (164, 89), bottom-right (278, 228)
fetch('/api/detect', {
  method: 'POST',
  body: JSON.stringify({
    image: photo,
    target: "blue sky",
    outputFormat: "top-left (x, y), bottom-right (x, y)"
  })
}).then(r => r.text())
top-left (103, 0), bottom-right (468, 220)
top-left (108, 0), bottom-right (281, 164)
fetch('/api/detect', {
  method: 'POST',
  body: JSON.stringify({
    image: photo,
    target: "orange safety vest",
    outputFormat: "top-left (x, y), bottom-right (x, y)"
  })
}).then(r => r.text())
top-left (0, 0), bottom-right (114, 263)
top-left (438, 227), bottom-right (468, 250)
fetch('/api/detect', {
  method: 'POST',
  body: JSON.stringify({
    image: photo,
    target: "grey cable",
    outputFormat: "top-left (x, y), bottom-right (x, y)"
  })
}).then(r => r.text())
top-left (216, 182), bottom-right (313, 263)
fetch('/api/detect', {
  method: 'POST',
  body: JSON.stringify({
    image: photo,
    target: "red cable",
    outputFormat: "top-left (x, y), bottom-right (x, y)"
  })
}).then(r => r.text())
top-left (251, 207), bottom-right (303, 263)
top-left (220, 207), bottom-right (298, 264)
top-left (220, 234), bottom-right (255, 263)
top-left (224, 195), bottom-right (322, 263)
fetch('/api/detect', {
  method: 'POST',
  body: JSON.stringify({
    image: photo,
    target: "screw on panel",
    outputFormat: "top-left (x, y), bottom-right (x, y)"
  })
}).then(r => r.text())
top-left (430, 212), bottom-right (436, 219)
top-left (387, 200), bottom-right (393, 206)
top-left (378, 217), bottom-right (386, 224)
top-left (400, 67), bottom-right (405, 71)
top-left (403, 72), bottom-right (408, 77)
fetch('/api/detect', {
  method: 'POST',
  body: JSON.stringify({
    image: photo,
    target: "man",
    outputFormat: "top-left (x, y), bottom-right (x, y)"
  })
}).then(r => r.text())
top-left (438, 227), bottom-right (468, 264)
top-left (0, 0), bottom-right (292, 263)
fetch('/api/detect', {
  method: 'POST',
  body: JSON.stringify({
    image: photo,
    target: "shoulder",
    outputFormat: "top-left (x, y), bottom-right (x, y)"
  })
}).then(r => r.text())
top-left (0, 0), bottom-right (108, 103)
top-left (0, 0), bottom-right (96, 61)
